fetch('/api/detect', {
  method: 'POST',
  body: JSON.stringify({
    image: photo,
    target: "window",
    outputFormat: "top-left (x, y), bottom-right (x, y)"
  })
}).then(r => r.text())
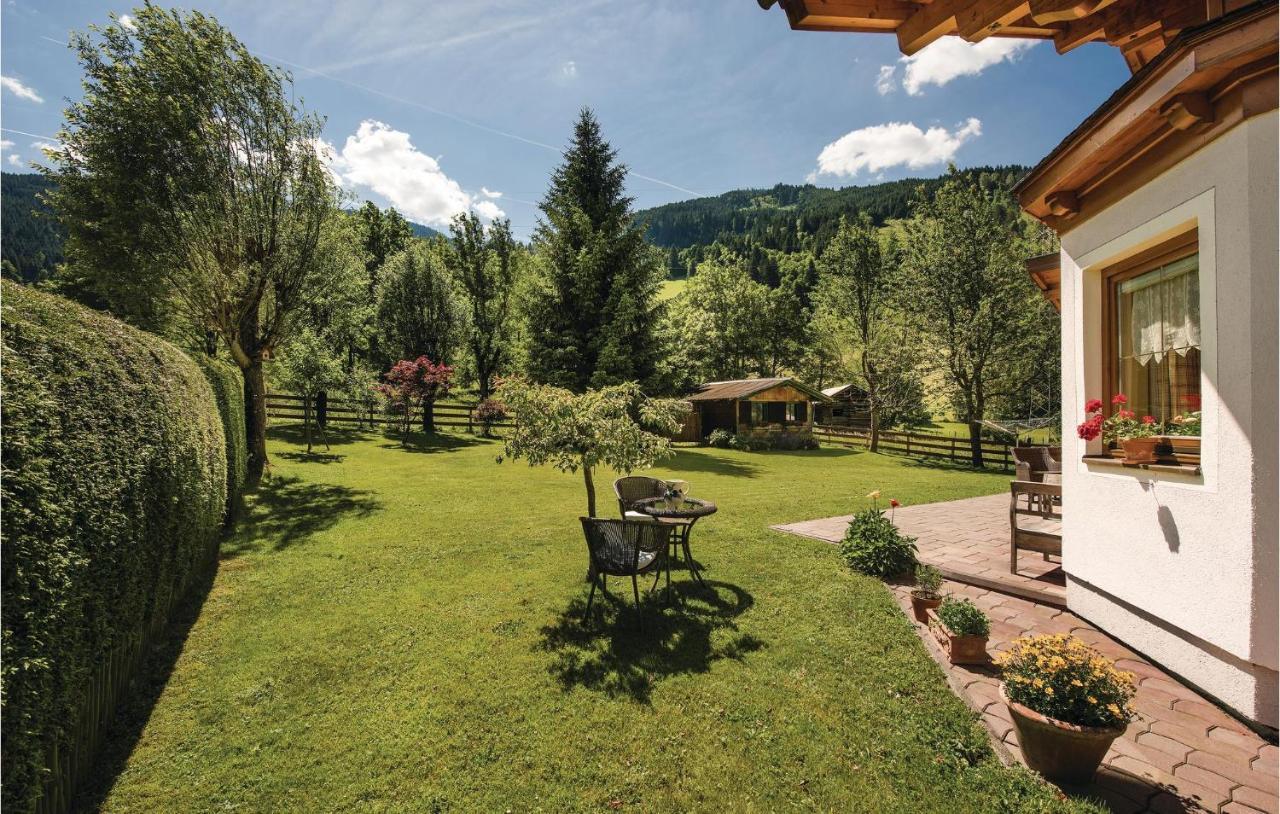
top-left (785, 403), bottom-right (796, 422)
top-left (750, 402), bottom-right (764, 424)
top-left (1104, 235), bottom-right (1201, 426)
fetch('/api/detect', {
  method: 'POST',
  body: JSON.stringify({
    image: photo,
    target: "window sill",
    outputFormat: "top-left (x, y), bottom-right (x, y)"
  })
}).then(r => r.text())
top-left (1082, 455), bottom-right (1201, 476)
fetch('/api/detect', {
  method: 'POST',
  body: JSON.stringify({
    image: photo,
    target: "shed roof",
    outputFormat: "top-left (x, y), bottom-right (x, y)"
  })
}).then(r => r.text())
top-left (821, 383), bottom-right (867, 399)
top-left (687, 377), bottom-right (830, 402)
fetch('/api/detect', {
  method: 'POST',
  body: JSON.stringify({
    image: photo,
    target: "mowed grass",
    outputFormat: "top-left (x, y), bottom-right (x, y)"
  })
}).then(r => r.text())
top-left (657, 278), bottom-right (687, 301)
top-left (89, 426), bottom-right (1100, 813)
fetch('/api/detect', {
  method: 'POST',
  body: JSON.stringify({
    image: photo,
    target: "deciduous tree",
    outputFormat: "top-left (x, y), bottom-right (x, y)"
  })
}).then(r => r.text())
top-left (447, 212), bottom-right (519, 401)
top-left (496, 379), bottom-right (687, 517)
top-left (376, 240), bottom-right (460, 373)
top-left (45, 6), bottom-right (336, 483)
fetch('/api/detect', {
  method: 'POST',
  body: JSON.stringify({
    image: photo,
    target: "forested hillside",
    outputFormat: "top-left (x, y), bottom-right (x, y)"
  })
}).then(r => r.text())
top-left (2, 173), bottom-right (64, 283)
top-left (634, 166), bottom-right (1029, 258)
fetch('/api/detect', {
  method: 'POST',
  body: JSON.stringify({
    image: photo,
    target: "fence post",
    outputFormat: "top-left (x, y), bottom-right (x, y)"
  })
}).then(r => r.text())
top-left (905, 432), bottom-right (911, 456)
top-left (950, 436), bottom-right (957, 463)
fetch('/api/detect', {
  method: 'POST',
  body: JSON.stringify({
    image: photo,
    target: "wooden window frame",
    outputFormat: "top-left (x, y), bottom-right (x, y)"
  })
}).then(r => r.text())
top-left (1099, 229), bottom-right (1200, 455)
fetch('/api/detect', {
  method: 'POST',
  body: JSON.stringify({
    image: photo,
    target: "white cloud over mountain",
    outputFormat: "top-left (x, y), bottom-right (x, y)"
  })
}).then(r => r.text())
top-left (319, 120), bottom-right (504, 227)
top-left (877, 37), bottom-right (1036, 96)
top-left (811, 118), bottom-right (982, 179)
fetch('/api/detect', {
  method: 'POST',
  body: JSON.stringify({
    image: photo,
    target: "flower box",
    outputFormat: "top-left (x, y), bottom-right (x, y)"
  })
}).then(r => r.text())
top-left (927, 609), bottom-right (988, 665)
top-left (1107, 435), bottom-right (1200, 466)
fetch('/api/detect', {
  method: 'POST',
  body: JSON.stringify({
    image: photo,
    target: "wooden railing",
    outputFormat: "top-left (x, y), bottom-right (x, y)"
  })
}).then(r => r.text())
top-left (813, 423), bottom-right (1016, 470)
top-left (264, 393), bottom-right (511, 433)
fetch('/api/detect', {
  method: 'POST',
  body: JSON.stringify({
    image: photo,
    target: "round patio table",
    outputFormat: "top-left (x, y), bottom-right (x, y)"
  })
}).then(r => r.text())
top-left (634, 497), bottom-right (717, 592)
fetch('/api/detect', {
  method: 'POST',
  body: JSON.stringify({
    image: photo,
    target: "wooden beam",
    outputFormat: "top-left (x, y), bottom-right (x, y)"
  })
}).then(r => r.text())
top-left (957, 0), bottom-right (1031, 42)
top-left (897, 0), bottom-right (962, 55)
top-left (782, 0), bottom-right (921, 31)
top-left (1028, 0), bottom-right (1100, 25)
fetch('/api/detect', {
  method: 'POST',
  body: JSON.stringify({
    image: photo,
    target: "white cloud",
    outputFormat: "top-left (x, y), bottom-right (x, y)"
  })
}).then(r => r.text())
top-left (1, 75), bottom-right (43, 103)
top-left (480, 187), bottom-right (502, 199)
top-left (874, 38), bottom-right (1036, 96)
top-left (875, 65), bottom-right (897, 96)
top-left (560, 60), bottom-right (578, 79)
top-left (321, 120), bottom-right (505, 227)
top-left (118, 14), bottom-right (137, 32)
top-left (7, 154), bottom-right (22, 167)
top-left (813, 118), bottom-right (982, 178)
top-left (0, 139), bottom-right (14, 150)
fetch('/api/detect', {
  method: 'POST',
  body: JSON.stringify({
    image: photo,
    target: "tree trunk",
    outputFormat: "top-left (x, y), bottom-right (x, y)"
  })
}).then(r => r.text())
top-left (583, 464), bottom-right (597, 518)
top-left (421, 395), bottom-right (436, 433)
top-left (869, 403), bottom-right (881, 453)
top-left (304, 394), bottom-right (313, 454)
top-left (968, 417), bottom-right (984, 468)
top-left (243, 359), bottom-right (268, 484)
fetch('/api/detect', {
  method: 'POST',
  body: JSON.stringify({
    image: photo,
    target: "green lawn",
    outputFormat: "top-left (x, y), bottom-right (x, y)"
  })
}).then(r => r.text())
top-left (658, 278), bottom-right (687, 301)
top-left (87, 426), bottom-right (1099, 813)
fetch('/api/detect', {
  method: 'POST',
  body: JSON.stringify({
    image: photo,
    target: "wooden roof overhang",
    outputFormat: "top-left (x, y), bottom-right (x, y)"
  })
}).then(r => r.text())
top-left (1014, 2), bottom-right (1278, 233)
top-left (1026, 252), bottom-right (1063, 311)
top-left (687, 378), bottom-right (833, 402)
top-left (757, 0), bottom-right (1238, 71)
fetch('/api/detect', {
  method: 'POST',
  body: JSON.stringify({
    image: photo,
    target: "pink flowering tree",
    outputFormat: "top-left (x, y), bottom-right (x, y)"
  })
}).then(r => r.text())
top-left (376, 356), bottom-right (455, 436)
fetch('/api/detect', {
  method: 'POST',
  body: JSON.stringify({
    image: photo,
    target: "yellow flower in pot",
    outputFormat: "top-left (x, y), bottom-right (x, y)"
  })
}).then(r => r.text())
top-left (995, 634), bottom-right (1136, 785)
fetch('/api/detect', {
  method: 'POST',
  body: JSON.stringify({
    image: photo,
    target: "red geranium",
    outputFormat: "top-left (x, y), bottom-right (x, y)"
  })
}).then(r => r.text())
top-left (1141, 415), bottom-right (1156, 425)
top-left (1111, 393), bottom-right (1128, 406)
top-left (1077, 413), bottom-right (1104, 441)
top-left (1084, 398), bottom-right (1103, 413)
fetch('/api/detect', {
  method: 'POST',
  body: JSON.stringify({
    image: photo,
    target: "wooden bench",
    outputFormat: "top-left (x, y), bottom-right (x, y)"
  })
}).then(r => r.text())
top-left (1010, 480), bottom-right (1062, 574)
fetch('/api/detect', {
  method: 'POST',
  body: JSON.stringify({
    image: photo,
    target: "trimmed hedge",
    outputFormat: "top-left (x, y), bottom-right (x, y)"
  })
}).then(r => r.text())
top-left (1, 281), bottom-right (227, 813)
top-left (193, 353), bottom-right (248, 515)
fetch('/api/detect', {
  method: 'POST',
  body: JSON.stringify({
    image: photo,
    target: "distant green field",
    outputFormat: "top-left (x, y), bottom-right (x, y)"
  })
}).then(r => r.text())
top-left (658, 278), bottom-right (687, 301)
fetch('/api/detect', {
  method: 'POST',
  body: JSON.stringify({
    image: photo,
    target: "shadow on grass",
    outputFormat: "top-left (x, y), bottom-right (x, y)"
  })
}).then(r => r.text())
top-left (538, 579), bottom-right (763, 703)
top-left (74, 558), bottom-right (217, 813)
top-left (268, 422), bottom-right (377, 448)
top-left (900, 455), bottom-right (1011, 475)
top-left (377, 431), bottom-right (491, 454)
top-left (666, 449), bottom-right (761, 478)
top-left (220, 476), bottom-right (381, 558)
top-left (275, 451), bottom-right (346, 465)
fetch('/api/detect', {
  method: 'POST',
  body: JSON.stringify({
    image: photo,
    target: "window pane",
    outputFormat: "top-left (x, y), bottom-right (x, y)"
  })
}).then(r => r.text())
top-left (1115, 253), bottom-right (1201, 425)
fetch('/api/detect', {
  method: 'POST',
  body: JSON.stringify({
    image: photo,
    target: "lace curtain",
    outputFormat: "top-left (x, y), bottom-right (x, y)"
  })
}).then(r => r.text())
top-left (1122, 254), bottom-right (1199, 366)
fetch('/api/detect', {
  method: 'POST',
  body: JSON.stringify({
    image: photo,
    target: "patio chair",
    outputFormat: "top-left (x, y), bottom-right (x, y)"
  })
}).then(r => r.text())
top-left (614, 475), bottom-right (667, 520)
top-left (580, 518), bottom-right (671, 624)
top-left (1012, 446), bottom-right (1062, 483)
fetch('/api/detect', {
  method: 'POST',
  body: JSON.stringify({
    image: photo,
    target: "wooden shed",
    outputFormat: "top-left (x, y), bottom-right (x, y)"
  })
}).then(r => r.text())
top-left (816, 383), bottom-right (871, 427)
top-left (677, 377), bottom-right (830, 442)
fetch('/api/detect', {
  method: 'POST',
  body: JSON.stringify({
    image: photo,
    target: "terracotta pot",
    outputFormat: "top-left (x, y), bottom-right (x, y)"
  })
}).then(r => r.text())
top-left (910, 591), bottom-right (942, 623)
top-left (1000, 686), bottom-right (1125, 785)
top-left (927, 610), bottom-right (988, 665)
top-left (1120, 437), bottom-right (1158, 464)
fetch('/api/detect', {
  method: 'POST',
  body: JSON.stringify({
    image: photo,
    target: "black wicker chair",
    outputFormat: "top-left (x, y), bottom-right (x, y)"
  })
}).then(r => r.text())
top-left (580, 518), bottom-right (671, 624)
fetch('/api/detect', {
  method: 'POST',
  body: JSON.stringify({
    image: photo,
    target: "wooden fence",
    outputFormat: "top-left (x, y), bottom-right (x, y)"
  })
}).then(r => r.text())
top-left (265, 393), bottom-right (511, 433)
top-left (813, 423), bottom-right (1018, 470)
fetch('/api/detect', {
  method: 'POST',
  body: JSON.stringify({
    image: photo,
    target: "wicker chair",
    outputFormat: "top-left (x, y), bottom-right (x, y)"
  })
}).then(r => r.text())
top-left (580, 518), bottom-right (671, 623)
top-left (1012, 446), bottom-right (1063, 483)
top-left (614, 476), bottom-right (665, 519)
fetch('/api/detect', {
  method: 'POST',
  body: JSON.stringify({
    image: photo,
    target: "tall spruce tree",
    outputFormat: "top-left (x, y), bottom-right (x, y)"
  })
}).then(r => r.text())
top-left (525, 109), bottom-right (663, 392)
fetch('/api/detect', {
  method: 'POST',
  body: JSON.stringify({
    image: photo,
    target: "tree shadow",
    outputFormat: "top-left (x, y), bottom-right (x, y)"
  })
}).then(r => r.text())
top-left (538, 579), bottom-right (763, 703)
top-left (665, 449), bottom-right (761, 478)
top-left (275, 451), bottom-right (346, 465)
top-left (73, 558), bottom-right (217, 813)
top-left (901, 455), bottom-right (1010, 475)
top-left (220, 476), bottom-right (381, 558)
top-left (377, 431), bottom-right (491, 454)
top-left (267, 422), bottom-right (376, 448)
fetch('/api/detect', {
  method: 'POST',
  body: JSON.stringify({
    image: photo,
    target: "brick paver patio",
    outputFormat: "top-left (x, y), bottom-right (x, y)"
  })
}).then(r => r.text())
top-left (774, 493), bottom-right (1066, 606)
top-left (772, 495), bottom-right (1278, 813)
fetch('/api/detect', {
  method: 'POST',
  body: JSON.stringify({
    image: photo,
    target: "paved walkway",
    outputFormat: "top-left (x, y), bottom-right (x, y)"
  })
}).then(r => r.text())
top-left (772, 496), bottom-right (1278, 813)
top-left (774, 493), bottom-right (1066, 606)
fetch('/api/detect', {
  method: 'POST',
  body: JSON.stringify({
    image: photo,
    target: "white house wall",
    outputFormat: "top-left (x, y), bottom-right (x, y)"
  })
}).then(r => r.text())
top-left (1057, 110), bottom-right (1279, 727)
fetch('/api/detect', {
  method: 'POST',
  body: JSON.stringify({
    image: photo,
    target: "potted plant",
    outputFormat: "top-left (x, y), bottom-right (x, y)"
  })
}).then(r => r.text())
top-left (995, 634), bottom-right (1136, 785)
top-left (910, 564), bottom-right (943, 623)
top-left (928, 597), bottom-right (990, 665)
top-left (1076, 394), bottom-right (1161, 464)
top-left (1157, 394), bottom-right (1202, 463)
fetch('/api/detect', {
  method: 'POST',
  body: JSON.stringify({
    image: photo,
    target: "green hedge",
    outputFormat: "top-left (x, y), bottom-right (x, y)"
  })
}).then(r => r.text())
top-left (193, 353), bottom-right (248, 515)
top-left (1, 281), bottom-right (227, 813)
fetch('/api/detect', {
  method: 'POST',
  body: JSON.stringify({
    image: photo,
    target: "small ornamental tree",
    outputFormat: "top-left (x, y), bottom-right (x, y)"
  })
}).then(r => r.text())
top-left (473, 398), bottom-right (508, 438)
top-left (278, 327), bottom-right (345, 453)
top-left (496, 379), bottom-right (688, 517)
top-left (377, 356), bottom-right (455, 436)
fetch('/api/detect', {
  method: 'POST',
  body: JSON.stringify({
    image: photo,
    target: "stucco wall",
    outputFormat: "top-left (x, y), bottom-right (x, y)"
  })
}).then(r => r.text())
top-left (1057, 111), bottom-right (1278, 727)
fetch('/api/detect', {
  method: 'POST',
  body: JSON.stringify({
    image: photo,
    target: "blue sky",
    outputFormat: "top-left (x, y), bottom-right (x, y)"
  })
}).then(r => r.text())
top-left (1, 0), bottom-right (1130, 238)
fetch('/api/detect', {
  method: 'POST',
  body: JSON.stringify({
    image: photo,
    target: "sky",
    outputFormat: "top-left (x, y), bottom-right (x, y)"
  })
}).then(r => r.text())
top-left (0, 0), bottom-right (1131, 239)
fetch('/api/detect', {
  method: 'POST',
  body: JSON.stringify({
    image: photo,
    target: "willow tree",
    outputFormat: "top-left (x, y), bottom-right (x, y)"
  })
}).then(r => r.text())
top-left (44, 6), bottom-right (336, 483)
